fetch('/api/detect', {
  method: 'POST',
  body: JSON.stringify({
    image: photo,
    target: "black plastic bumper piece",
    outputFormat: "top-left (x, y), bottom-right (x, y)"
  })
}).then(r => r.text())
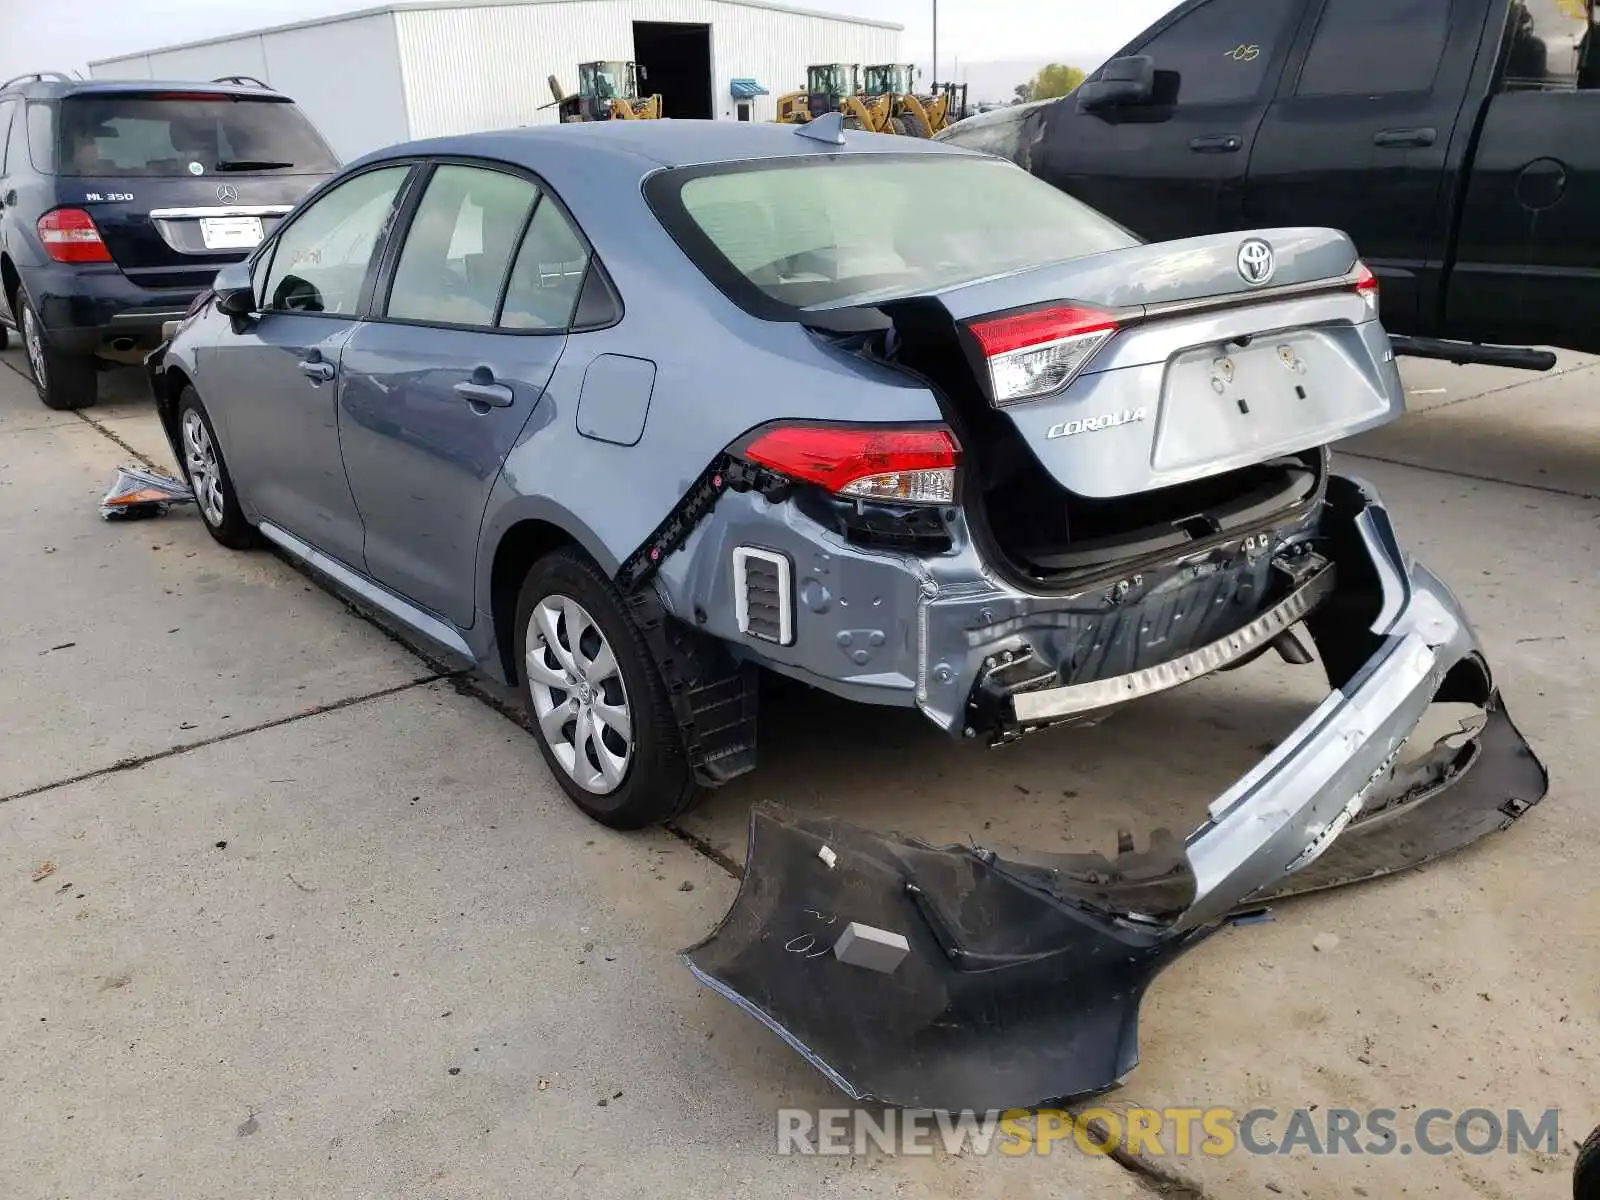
top-left (682, 804), bottom-right (1214, 1111)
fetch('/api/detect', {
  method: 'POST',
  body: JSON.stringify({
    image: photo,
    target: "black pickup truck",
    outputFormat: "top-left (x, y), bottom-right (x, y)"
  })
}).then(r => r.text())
top-left (942, 0), bottom-right (1600, 364)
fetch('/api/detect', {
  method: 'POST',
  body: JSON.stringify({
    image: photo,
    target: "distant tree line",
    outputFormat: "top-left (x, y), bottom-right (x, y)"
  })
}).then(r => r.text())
top-left (1013, 63), bottom-right (1086, 103)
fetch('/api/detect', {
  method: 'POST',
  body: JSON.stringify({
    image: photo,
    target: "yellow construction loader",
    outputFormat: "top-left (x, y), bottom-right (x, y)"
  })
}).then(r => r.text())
top-left (545, 61), bottom-right (662, 122)
top-left (774, 64), bottom-right (894, 131)
top-left (861, 63), bottom-right (954, 136)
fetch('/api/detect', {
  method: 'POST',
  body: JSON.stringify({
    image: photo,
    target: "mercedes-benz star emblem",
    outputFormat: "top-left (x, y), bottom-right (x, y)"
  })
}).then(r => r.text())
top-left (1237, 238), bottom-right (1274, 286)
top-left (216, 184), bottom-right (240, 204)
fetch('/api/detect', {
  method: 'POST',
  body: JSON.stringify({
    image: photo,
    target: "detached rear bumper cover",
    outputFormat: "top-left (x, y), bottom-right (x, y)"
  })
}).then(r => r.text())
top-left (683, 476), bottom-right (1548, 1110)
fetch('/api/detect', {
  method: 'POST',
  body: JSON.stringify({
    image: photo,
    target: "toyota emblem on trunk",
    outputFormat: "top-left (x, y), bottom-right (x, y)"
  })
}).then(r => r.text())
top-left (216, 184), bottom-right (240, 204)
top-left (1237, 239), bottom-right (1274, 286)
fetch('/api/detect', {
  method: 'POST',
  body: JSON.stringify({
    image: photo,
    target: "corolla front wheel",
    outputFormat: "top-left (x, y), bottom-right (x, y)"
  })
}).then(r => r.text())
top-left (514, 548), bottom-right (698, 829)
top-left (176, 388), bottom-right (255, 549)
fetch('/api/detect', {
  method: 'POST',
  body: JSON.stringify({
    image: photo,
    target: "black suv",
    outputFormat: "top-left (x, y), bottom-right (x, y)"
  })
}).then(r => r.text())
top-left (0, 73), bottom-right (339, 409)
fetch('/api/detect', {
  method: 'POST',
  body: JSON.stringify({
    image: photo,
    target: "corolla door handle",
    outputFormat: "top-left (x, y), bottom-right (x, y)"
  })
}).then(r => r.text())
top-left (453, 377), bottom-right (514, 408)
top-left (297, 358), bottom-right (335, 383)
top-left (1373, 126), bottom-right (1436, 148)
top-left (1189, 134), bottom-right (1243, 153)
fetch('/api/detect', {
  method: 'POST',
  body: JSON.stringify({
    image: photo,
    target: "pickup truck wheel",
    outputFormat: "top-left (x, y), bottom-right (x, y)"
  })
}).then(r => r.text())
top-left (176, 387), bottom-right (256, 549)
top-left (514, 548), bottom-right (699, 829)
top-left (19, 293), bottom-right (96, 410)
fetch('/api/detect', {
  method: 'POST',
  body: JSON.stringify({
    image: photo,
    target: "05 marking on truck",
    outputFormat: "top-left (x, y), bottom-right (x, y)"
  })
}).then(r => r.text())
top-left (1046, 407), bottom-right (1150, 439)
top-left (1223, 44), bottom-right (1261, 61)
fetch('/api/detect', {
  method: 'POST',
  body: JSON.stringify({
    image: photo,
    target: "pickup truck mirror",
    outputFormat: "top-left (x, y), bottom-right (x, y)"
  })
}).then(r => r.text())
top-left (1077, 56), bottom-right (1156, 112)
top-left (212, 262), bottom-right (257, 319)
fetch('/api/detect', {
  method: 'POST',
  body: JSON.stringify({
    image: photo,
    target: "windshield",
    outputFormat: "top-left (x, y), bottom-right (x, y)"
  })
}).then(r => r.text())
top-left (653, 154), bottom-right (1138, 314)
top-left (57, 93), bottom-right (338, 177)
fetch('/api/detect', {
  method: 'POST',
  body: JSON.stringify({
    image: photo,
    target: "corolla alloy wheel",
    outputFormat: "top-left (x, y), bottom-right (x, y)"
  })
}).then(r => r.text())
top-left (21, 304), bottom-right (46, 389)
top-left (525, 594), bottom-right (632, 794)
top-left (181, 409), bottom-right (226, 528)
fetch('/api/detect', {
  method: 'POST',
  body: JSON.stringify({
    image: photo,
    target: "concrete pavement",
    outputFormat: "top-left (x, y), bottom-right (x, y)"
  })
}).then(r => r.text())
top-left (1, 347), bottom-right (1595, 1199)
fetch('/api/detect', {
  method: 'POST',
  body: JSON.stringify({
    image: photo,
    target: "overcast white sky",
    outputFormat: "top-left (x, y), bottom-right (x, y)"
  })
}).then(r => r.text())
top-left (0, 0), bottom-right (1179, 84)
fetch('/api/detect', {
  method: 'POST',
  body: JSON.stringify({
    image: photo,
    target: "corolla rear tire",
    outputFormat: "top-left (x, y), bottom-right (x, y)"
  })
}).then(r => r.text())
top-left (176, 387), bottom-right (255, 549)
top-left (19, 293), bottom-right (96, 411)
top-left (514, 548), bottom-right (698, 829)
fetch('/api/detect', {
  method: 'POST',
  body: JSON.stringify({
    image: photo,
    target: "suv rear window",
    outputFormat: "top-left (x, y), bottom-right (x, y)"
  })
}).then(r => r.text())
top-left (57, 93), bottom-right (338, 178)
top-left (646, 154), bottom-right (1136, 315)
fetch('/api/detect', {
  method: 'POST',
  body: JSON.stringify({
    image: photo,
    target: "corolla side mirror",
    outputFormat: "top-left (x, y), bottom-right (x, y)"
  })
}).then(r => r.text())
top-left (212, 262), bottom-right (257, 319)
top-left (1076, 55), bottom-right (1156, 112)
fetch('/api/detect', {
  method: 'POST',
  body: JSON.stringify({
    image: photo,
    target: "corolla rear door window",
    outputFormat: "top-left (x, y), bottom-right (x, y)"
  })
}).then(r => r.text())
top-left (384, 164), bottom-right (539, 328)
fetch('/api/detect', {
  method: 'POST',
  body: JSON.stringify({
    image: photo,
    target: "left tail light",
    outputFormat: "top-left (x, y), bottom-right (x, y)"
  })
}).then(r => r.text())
top-left (1354, 261), bottom-right (1379, 315)
top-left (742, 425), bottom-right (961, 505)
top-left (967, 304), bottom-right (1119, 407)
top-left (38, 208), bottom-right (113, 264)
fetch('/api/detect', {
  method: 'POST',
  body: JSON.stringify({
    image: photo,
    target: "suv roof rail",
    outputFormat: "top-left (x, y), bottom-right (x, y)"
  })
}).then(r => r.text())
top-left (0, 70), bottom-right (74, 91)
top-left (211, 75), bottom-right (271, 88)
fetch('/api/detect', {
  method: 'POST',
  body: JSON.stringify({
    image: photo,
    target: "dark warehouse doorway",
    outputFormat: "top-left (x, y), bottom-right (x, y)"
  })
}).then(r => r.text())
top-left (633, 22), bottom-right (714, 120)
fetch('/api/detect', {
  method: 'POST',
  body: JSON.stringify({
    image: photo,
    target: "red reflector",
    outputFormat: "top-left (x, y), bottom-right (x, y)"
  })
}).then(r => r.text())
top-left (1355, 261), bottom-right (1378, 293)
top-left (968, 305), bottom-right (1119, 357)
top-left (38, 208), bottom-right (112, 264)
top-left (744, 426), bottom-right (960, 494)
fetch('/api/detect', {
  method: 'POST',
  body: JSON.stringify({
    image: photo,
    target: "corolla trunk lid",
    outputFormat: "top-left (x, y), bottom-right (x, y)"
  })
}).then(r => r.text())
top-left (883, 228), bottom-right (1404, 498)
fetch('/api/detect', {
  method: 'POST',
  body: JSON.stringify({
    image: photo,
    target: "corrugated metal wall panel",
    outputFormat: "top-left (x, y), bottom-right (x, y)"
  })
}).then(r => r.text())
top-left (88, 16), bottom-right (409, 162)
top-left (394, 1), bottom-right (899, 134)
top-left (89, 55), bottom-right (157, 80)
top-left (259, 16), bottom-right (412, 159)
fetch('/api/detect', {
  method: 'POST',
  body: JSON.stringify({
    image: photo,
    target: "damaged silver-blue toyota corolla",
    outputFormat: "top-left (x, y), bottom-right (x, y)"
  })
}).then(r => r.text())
top-left (138, 119), bottom-right (1547, 1110)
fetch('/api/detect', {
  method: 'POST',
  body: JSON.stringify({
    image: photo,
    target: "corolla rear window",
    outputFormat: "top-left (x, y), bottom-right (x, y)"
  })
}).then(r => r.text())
top-left (57, 93), bottom-right (339, 178)
top-left (649, 154), bottom-right (1137, 315)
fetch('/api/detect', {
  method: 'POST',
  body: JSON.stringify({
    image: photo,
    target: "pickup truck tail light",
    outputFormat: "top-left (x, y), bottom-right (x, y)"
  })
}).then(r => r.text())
top-left (1355, 262), bottom-right (1379, 314)
top-left (743, 425), bottom-right (961, 505)
top-left (38, 208), bottom-right (113, 264)
top-left (966, 305), bottom-right (1119, 407)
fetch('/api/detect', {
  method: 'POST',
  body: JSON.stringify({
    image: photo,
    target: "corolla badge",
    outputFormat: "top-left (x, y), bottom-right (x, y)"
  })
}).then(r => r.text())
top-left (1046, 407), bottom-right (1149, 439)
top-left (217, 184), bottom-right (240, 203)
top-left (1237, 238), bottom-right (1275, 286)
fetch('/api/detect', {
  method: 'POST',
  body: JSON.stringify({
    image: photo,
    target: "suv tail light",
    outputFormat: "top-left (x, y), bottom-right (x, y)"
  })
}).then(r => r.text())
top-left (38, 209), bottom-right (112, 264)
top-left (1354, 261), bottom-right (1379, 314)
top-left (967, 304), bottom-right (1119, 407)
top-left (743, 425), bottom-right (961, 505)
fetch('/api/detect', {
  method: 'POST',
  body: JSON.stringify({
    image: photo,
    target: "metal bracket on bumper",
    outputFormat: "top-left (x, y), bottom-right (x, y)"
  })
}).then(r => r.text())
top-left (683, 475), bottom-right (1550, 1109)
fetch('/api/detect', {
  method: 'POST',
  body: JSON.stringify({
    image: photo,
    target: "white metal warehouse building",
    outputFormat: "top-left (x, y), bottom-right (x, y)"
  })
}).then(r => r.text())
top-left (88, 0), bottom-right (901, 161)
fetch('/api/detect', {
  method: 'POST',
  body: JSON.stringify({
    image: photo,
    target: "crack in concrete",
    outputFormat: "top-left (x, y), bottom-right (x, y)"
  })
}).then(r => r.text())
top-left (1401, 357), bottom-right (1600, 414)
top-left (0, 675), bottom-right (445, 805)
top-left (71, 407), bottom-right (160, 470)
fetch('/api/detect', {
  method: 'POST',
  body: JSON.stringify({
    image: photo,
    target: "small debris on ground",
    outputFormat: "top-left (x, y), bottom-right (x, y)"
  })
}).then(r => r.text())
top-left (678, 881), bottom-right (694, 892)
top-left (32, 862), bottom-right (57, 883)
top-left (99, 466), bottom-right (193, 521)
top-left (1312, 933), bottom-right (1340, 953)
top-left (214, 841), bottom-right (228, 850)
top-left (448, 1067), bottom-right (461, 1076)
top-left (537, 1078), bottom-right (551, 1091)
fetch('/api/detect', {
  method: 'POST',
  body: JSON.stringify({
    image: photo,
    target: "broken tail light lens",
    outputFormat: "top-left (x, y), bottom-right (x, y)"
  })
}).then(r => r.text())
top-left (743, 425), bottom-right (961, 505)
top-left (968, 305), bottom-right (1119, 408)
top-left (38, 209), bottom-right (113, 264)
top-left (1355, 262), bottom-right (1379, 315)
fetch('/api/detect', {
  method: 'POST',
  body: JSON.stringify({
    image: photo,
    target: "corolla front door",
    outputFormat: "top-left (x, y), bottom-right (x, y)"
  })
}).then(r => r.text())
top-left (214, 163), bottom-right (416, 569)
